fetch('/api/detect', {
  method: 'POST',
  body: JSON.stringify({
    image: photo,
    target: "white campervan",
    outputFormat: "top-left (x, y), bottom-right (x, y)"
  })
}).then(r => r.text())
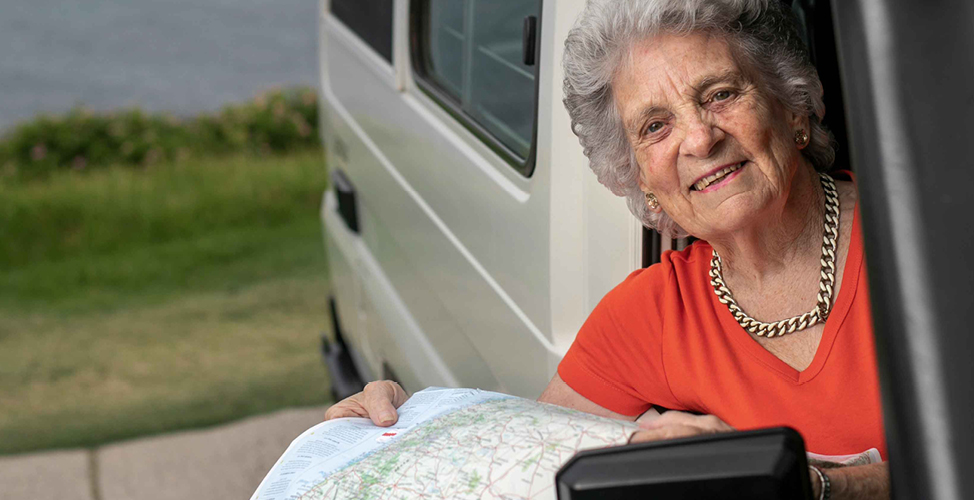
top-left (316, 0), bottom-right (841, 400)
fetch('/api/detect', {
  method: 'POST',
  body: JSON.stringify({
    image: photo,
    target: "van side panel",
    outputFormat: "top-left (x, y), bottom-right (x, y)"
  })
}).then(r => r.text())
top-left (323, 14), bottom-right (559, 397)
top-left (321, 37), bottom-right (501, 390)
top-left (322, 211), bottom-right (374, 382)
top-left (324, 192), bottom-right (460, 393)
top-left (320, 0), bottom-right (641, 398)
top-left (538, 0), bottom-right (644, 357)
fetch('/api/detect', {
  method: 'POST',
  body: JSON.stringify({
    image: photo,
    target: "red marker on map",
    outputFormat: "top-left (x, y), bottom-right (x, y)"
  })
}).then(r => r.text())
top-left (376, 431), bottom-right (399, 443)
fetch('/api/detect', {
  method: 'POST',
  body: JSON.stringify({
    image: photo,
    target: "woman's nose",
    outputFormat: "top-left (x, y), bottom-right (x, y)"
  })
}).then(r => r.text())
top-left (679, 111), bottom-right (722, 158)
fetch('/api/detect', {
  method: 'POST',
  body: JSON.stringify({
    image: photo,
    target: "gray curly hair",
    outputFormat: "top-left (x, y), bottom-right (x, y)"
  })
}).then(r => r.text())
top-left (563, 0), bottom-right (836, 237)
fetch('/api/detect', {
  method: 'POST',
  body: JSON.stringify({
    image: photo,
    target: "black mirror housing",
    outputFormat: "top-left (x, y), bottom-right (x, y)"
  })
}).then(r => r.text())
top-left (556, 427), bottom-right (813, 499)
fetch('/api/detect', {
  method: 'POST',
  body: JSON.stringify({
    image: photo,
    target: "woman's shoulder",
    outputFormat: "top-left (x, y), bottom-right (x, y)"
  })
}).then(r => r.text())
top-left (602, 239), bottom-right (712, 307)
top-left (664, 239), bottom-right (713, 268)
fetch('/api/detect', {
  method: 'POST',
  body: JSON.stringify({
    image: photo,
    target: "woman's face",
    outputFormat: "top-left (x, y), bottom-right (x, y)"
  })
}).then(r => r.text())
top-left (613, 32), bottom-right (808, 239)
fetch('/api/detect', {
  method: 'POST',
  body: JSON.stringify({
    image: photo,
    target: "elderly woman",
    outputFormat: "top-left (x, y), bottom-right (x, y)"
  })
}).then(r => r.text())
top-left (325, 0), bottom-right (889, 498)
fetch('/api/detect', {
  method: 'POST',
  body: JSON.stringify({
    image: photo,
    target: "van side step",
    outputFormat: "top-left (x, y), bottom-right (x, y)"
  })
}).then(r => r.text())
top-left (322, 298), bottom-right (366, 402)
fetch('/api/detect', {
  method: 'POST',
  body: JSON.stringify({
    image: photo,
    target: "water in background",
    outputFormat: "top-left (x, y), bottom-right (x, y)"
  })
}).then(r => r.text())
top-left (0, 0), bottom-right (318, 132)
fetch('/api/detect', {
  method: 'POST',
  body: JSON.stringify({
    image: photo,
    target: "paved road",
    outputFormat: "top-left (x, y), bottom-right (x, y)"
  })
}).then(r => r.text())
top-left (0, 406), bottom-right (328, 500)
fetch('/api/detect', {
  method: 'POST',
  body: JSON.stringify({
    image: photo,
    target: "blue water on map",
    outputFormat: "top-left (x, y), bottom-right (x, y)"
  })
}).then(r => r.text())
top-left (0, 0), bottom-right (318, 132)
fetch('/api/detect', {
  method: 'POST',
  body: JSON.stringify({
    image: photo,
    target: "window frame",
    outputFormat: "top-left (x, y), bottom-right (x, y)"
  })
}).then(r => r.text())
top-left (409, 0), bottom-right (543, 177)
top-left (329, 0), bottom-right (395, 64)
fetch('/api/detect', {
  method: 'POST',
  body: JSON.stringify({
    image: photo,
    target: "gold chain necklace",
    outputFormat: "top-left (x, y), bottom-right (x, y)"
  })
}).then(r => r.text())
top-left (709, 172), bottom-right (840, 337)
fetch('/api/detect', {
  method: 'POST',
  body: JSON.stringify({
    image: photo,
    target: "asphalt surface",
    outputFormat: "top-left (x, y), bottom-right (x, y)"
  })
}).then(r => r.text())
top-left (0, 406), bottom-right (329, 500)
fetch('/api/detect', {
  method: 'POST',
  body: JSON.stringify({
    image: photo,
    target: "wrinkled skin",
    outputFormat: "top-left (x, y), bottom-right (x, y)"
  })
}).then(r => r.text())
top-left (323, 380), bottom-right (408, 426)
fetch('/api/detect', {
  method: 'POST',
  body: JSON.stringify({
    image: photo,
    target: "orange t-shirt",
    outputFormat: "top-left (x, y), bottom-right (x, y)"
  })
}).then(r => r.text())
top-left (558, 200), bottom-right (887, 459)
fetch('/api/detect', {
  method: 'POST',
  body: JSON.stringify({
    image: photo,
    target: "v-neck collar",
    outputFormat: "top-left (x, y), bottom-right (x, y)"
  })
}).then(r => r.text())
top-left (711, 191), bottom-right (863, 385)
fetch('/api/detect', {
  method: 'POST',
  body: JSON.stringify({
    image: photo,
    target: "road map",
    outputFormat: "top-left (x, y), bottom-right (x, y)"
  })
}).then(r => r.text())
top-left (251, 387), bottom-right (639, 500)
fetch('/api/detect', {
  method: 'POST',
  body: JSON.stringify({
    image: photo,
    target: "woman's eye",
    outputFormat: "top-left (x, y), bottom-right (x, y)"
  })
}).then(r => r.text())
top-left (713, 90), bottom-right (732, 102)
top-left (646, 121), bottom-right (664, 134)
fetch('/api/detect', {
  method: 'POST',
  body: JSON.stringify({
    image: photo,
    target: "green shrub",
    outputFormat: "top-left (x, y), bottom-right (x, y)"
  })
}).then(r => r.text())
top-left (0, 152), bottom-right (326, 270)
top-left (0, 87), bottom-right (320, 179)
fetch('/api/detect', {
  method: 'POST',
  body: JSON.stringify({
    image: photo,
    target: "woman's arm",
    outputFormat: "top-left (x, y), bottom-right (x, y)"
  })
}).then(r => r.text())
top-left (544, 372), bottom-right (890, 499)
top-left (812, 462), bottom-right (889, 500)
top-left (538, 373), bottom-right (637, 421)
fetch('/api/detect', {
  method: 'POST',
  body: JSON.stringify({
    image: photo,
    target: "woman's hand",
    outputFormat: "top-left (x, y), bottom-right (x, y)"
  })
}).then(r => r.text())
top-left (323, 381), bottom-right (409, 427)
top-left (628, 411), bottom-right (734, 444)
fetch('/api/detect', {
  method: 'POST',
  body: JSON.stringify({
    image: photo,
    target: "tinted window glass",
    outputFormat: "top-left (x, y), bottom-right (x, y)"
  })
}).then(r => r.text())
top-left (331, 0), bottom-right (394, 63)
top-left (419, 0), bottom-right (541, 163)
top-left (429, 1), bottom-right (464, 95)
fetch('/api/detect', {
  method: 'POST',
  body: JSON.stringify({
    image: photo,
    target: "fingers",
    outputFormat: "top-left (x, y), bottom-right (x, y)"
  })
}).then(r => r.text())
top-left (629, 425), bottom-right (704, 443)
top-left (323, 380), bottom-right (409, 426)
top-left (363, 381), bottom-right (408, 427)
top-left (324, 392), bottom-right (369, 421)
top-left (629, 412), bottom-right (735, 444)
top-left (638, 411), bottom-right (733, 433)
top-left (638, 410), bottom-right (698, 428)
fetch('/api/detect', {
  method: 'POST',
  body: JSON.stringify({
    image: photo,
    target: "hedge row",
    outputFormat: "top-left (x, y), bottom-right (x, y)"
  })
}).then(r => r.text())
top-left (0, 87), bottom-right (320, 179)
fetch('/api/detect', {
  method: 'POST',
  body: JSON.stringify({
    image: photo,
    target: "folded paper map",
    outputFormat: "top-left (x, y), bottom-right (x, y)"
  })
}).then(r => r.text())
top-left (251, 387), bottom-right (638, 500)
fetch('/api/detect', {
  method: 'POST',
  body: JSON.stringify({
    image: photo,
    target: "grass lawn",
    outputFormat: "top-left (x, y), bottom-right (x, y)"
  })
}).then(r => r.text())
top-left (0, 152), bottom-right (334, 455)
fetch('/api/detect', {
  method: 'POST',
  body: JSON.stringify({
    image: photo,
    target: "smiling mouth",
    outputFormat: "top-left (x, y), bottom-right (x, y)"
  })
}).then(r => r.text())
top-left (691, 161), bottom-right (746, 191)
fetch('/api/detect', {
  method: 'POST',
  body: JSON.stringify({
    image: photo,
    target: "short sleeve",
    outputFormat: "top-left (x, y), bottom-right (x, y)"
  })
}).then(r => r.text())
top-left (557, 264), bottom-right (682, 416)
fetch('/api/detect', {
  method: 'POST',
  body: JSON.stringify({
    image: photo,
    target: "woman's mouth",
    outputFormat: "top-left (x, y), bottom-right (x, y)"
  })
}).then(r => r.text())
top-left (691, 161), bottom-right (746, 192)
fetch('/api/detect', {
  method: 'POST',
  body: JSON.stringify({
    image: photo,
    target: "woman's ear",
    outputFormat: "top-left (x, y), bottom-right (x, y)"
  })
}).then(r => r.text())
top-left (786, 110), bottom-right (812, 150)
top-left (639, 181), bottom-right (662, 214)
top-left (789, 111), bottom-right (810, 136)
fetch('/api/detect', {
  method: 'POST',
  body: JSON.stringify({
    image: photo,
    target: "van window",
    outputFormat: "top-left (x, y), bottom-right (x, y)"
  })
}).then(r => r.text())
top-left (413, 0), bottom-right (542, 173)
top-left (331, 0), bottom-right (394, 63)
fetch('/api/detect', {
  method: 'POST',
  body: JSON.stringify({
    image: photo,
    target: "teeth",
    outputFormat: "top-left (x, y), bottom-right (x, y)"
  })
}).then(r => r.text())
top-left (694, 162), bottom-right (743, 191)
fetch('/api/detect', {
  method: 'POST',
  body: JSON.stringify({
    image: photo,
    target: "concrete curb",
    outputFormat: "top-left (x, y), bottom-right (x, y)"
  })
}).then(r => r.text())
top-left (0, 406), bottom-right (328, 500)
top-left (0, 449), bottom-right (94, 500)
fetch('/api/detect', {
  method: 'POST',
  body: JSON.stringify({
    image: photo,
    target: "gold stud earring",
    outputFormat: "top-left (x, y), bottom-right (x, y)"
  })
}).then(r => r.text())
top-left (645, 192), bottom-right (659, 211)
top-left (794, 129), bottom-right (809, 147)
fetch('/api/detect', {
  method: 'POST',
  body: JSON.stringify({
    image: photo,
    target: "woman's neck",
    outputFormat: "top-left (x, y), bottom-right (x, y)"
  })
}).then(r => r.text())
top-left (707, 166), bottom-right (825, 287)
